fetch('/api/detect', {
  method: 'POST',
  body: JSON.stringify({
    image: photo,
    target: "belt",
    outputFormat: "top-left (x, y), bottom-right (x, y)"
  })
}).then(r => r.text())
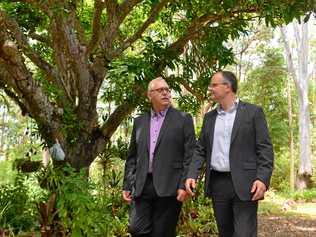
top-left (211, 170), bottom-right (231, 176)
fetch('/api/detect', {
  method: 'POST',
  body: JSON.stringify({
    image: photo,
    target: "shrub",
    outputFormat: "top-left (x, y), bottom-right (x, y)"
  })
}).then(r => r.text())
top-left (289, 188), bottom-right (316, 202)
top-left (36, 164), bottom-right (129, 236)
top-left (178, 180), bottom-right (217, 236)
top-left (270, 149), bottom-right (292, 192)
top-left (0, 174), bottom-right (37, 233)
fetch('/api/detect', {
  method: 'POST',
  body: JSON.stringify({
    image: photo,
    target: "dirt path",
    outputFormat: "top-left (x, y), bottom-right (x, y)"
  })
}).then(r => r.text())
top-left (259, 215), bottom-right (316, 237)
top-left (258, 203), bottom-right (316, 237)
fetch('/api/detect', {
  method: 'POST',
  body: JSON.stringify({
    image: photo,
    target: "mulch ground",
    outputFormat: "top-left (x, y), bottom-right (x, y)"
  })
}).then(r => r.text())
top-left (185, 214), bottom-right (316, 237)
top-left (258, 214), bottom-right (316, 237)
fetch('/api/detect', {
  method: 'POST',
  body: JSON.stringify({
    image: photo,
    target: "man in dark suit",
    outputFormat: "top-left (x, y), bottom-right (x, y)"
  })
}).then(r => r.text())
top-left (122, 77), bottom-right (195, 237)
top-left (185, 71), bottom-right (274, 237)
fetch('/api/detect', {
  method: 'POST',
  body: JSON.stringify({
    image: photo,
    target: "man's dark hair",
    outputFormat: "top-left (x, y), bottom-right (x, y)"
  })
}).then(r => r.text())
top-left (220, 71), bottom-right (238, 93)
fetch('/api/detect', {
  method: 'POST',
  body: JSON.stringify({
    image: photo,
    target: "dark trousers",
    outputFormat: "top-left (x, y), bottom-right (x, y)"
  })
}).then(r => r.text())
top-left (210, 170), bottom-right (258, 237)
top-left (128, 174), bottom-right (182, 237)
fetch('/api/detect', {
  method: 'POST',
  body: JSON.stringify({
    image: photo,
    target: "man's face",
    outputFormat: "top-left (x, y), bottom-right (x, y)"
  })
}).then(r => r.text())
top-left (148, 80), bottom-right (171, 109)
top-left (208, 72), bottom-right (230, 102)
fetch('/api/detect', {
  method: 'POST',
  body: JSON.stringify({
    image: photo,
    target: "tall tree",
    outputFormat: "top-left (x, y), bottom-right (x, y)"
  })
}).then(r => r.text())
top-left (240, 47), bottom-right (289, 152)
top-left (280, 17), bottom-right (313, 189)
top-left (286, 79), bottom-right (295, 191)
top-left (0, 0), bottom-right (314, 169)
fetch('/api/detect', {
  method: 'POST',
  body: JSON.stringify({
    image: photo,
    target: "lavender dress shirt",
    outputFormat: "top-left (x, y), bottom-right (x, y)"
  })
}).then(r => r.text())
top-left (148, 107), bottom-right (169, 173)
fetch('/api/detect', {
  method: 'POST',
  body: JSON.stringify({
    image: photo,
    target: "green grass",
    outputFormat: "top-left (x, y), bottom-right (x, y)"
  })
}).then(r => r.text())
top-left (259, 190), bottom-right (316, 219)
top-left (290, 203), bottom-right (316, 218)
top-left (259, 200), bottom-right (283, 215)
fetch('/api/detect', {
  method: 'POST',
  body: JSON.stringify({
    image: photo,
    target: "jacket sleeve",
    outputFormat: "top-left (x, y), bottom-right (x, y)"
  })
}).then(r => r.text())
top-left (123, 120), bottom-right (137, 192)
top-left (254, 107), bottom-right (274, 188)
top-left (187, 115), bottom-right (208, 180)
top-left (178, 114), bottom-right (196, 189)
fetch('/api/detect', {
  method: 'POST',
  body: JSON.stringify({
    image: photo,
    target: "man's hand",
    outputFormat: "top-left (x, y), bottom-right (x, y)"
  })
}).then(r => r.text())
top-left (177, 189), bottom-right (189, 202)
top-left (251, 180), bottom-right (267, 201)
top-left (185, 178), bottom-right (196, 196)
top-left (122, 190), bottom-right (132, 204)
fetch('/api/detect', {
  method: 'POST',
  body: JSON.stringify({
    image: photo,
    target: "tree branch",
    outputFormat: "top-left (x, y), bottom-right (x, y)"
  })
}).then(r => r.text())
top-left (0, 68), bottom-right (29, 116)
top-left (168, 7), bottom-right (258, 55)
top-left (0, 10), bottom-right (57, 81)
top-left (49, 7), bottom-right (98, 115)
top-left (100, 0), bottom-right (120, 59)
top-left (0, 61), bottom-right (64, 144)
top-left (100, 103), bottom-right (135, 136)
top-left (119, 0), bottom-right (143, 19)
top-left (237, 28), bottom-right (261, 55)
top-left (87, 0), bottom-right (106, 54)
top-left (95, 102), bottom-right (136, 155)
top-left (104, 0), bottom-right (119, 16)
top-left (0, 9), bottom-right (75, 106)
top-left (99, 0), bottom-right (144, 60)
top-left (293, 20), bottom-right (301, 56)
top-left (18, 0), bottom-right (51, 15)
top-left (46, 3), bottom-right (102, 134)
top-left (280, 26), bottom-right (299, 88)
top-left (99, 83), bottom-right (146, 140)
top-left (0, 39), bottom-right (60, 138)
top-left (28, 32), bottom-right (51, 45)
top-left (115, 0), bottom-right (170, 56)
top-left (74, 16), bottom-right (89, 46)
top-left (180, 80), bottom-right (205, 102)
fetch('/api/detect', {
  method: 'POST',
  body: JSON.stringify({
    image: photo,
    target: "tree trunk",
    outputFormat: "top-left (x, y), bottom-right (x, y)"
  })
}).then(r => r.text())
top-left (0, 106), bottom-right (5, 152)
top-left (287, 79), bottom-right (295, 191)
top-left (280, 20), bottom-right (313, 190)
top-left (296, 82), bottom-right (312, 189)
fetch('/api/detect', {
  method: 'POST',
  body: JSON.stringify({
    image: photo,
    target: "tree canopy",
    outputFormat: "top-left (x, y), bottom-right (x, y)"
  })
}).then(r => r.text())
top-left (0, 0), bottom-right (314, 169)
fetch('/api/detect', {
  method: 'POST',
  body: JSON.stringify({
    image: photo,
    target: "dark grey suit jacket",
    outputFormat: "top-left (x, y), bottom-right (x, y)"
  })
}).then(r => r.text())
top-left (123, 107), bottom-right (196, 198)
top-left (187, 101), bottom-right (274, 201)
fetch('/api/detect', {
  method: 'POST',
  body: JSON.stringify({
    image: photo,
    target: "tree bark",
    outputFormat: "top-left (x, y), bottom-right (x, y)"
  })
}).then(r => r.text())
top-left (280, 19), bottom-right (313, 190)
top-left (287, 79), bottom-right (295, 191)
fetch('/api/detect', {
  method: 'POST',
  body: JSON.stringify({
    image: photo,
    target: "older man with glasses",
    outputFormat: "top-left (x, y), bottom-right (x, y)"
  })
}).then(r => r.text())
top-left (122, 77), bottom-right (196, 237)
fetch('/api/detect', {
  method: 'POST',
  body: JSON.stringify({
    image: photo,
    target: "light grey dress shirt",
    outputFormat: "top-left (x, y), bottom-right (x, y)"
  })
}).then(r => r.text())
top-left (210, 99), bottom-right (239, 172)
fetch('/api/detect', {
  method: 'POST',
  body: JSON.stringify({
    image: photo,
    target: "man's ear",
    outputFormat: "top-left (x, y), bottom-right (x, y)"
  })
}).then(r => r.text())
top-left (228, 84), bottom-right (234, 92)
top-left (147, 92), bottom-right (151, 102)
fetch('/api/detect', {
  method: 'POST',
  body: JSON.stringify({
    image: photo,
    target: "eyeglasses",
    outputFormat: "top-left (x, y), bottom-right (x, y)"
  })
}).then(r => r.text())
top-left (208, 82), bottom-right (228, 88)
top-left (150, 87), bottom-right (171, 94)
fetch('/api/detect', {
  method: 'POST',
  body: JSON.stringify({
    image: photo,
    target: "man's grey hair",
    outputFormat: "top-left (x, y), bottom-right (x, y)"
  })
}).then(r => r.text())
top-left (147, 77), bottom-right (166, 92)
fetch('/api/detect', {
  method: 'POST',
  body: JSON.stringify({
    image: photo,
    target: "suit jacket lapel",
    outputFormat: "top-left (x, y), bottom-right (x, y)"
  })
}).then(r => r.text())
top-left (143, 112), bottom-right (151, 153)
top-left (230, 101), bottom-right (245, 144)
top-left (208, 110), bottom-right (217, 149)
top-left (154, 107), bottom-right (173, 153)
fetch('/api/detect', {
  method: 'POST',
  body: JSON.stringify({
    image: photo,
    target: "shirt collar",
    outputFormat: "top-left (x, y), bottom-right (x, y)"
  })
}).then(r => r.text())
top-left (151, 106), bottom-right (169, 118)
top-left (216, 98), bottom-right (239, 114)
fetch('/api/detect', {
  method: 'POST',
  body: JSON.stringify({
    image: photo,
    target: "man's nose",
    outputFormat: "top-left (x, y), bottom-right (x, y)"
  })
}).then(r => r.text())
top-left (161, 89), bottom-right (168, 95)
